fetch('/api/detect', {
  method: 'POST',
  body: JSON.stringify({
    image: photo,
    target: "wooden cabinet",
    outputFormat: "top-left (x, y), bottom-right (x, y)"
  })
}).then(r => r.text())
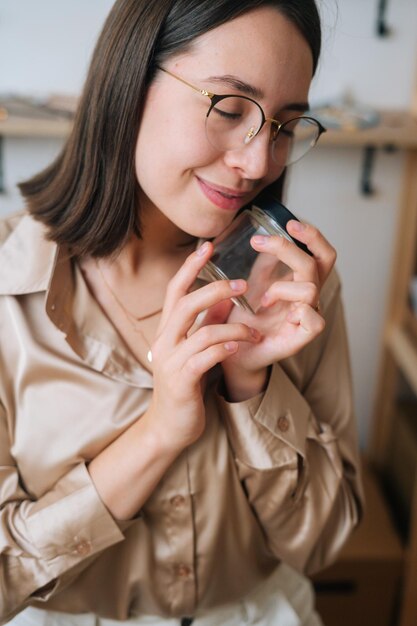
top-left (368, 144), bottom-right (417, 625)
top-left (366, 69), bottom-right (417, 625)
top-left (313, 460), bottom-right (403, 626)
top-left (317, 108), bottom-right (417, 626)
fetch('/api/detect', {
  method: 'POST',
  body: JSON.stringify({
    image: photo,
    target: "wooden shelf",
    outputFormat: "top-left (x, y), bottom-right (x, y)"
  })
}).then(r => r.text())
top-left (1, 109), bottom-right (417, 147)
top-left (0, 114), bottom-right (72, 139)
top-left (320, 111), bottom-right (417, 149)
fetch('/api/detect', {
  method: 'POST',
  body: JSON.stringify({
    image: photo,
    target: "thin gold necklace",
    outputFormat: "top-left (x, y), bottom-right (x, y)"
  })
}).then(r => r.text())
top-left (95, 259), bottom-right (162, 363)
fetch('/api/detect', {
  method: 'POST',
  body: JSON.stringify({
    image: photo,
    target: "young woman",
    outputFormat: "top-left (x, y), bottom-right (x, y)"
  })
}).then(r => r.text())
top-left (0, 1), bottom-right (363, 624)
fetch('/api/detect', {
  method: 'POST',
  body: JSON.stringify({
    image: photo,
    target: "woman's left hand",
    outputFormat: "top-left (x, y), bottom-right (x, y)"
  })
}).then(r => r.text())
top-left (219, 220), bottom-right (337, 400)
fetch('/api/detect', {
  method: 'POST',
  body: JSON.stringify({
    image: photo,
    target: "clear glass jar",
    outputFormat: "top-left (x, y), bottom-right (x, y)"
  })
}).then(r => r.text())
top-left (199, 196), bottom-right (308, 314)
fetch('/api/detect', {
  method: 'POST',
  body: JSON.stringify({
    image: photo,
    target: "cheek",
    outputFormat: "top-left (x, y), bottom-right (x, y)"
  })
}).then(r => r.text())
top-left (135, 88), bottom-right (218, 178)
top-left (135, 92), bottom-right (178, 175)
top-left (135, 134), bottom-right (205, 192)
top-left (135, 119), bottom-right (218, 194)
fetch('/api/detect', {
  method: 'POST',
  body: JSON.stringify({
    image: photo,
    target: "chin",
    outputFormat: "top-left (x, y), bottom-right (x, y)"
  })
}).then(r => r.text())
top-left (184, 215), bottom-right (235, 240)
top-left (188, 224), bottom-right (229, 241)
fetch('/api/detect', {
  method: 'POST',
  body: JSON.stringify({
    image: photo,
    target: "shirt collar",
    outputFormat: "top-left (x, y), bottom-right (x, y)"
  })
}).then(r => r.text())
top-left (0, 212), bottom-right (58, 295)
top-left (0, 212), bottom-right (153, 388)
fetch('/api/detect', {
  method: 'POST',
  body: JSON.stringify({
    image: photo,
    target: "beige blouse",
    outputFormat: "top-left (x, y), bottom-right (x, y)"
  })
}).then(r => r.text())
top-left (0, 212), bottom-right (363, 623)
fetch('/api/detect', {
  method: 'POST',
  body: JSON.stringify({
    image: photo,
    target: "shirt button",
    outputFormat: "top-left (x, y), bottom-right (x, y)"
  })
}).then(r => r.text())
top-left (176, 564), bottom-right (192, 578)
top-left (170, 495), bottom-right (185, 508)
top-left (75, 540), bottom-right (92, 556)
top-left (277, 416), bottom-right (290, 432)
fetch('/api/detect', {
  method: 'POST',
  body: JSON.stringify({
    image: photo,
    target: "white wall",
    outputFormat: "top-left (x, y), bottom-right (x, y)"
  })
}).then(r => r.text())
top-left (0, 0), bottom-right (114, 96)
top-left (1, 0), bottom-right (417, 446)
top-left (312, 0), bottom-right (417, 108)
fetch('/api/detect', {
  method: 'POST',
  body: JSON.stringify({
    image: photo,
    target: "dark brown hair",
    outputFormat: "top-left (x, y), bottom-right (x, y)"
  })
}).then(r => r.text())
top-left (19, 0), bottom-right (321, 257)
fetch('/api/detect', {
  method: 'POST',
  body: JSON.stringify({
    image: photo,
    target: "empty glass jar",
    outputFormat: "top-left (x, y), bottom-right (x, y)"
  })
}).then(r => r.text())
top-left (199, 193), bottom-right (309, 314)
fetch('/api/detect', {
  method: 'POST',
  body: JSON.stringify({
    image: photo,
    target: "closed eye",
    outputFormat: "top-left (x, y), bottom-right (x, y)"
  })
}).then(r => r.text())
top-left (212, 107), bottom-right (242, 120)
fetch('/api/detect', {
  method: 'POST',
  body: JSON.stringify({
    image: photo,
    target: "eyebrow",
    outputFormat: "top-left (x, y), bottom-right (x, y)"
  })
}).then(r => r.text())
top-left (206, 74), bottom-right (264, 99)
top-left (205, 74), bottom-right (310, 112)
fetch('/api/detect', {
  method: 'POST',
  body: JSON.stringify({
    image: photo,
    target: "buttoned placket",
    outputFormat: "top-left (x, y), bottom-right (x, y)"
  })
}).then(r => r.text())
top-left (43, 247), bottom-right (199, 617)
top-left (159, 450), bottom-right (197, 616)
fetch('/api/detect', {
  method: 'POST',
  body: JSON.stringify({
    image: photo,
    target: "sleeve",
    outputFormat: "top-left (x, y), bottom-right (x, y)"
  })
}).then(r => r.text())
top-left (0, 400), bottom-right (126, 622)
top-left (216, 275), bottom-right (364, 575)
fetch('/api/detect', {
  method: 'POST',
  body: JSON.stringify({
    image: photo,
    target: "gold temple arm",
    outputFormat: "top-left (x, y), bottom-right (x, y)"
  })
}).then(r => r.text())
top-left (157, 67), bottom-right (214, 99)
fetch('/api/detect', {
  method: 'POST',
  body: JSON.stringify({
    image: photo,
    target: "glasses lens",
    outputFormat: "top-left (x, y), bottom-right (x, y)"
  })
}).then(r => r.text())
top-left (273, 117), bottom-right (321, 166)
top-left (205, 96), bottom-right (263, 152)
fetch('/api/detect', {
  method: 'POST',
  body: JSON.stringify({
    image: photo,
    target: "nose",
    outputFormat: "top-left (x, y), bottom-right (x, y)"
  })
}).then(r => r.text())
top-left (222, 124), bottom-right (273, 180)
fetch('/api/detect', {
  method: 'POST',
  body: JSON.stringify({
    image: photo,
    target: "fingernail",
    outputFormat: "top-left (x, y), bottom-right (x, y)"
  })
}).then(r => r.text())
top-left (289, 220), bottom-right (306, 232)
top-left (224, 341), bottom-right (238, 352)
top-left (229, 279), bottom-right (246, 291)
top-left (197, 242), bottom-right (210, 256)
top-left (252, 235), bottom-right (268, 246)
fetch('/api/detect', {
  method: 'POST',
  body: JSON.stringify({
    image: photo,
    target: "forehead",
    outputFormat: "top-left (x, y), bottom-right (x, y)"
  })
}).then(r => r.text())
top-left (172, 6), bottom-right (313, 101)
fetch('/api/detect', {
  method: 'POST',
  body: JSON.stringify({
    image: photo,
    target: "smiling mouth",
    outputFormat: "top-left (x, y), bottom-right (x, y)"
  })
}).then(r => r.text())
top-left (218, 190), bottom-right (238, 199)
top-left (196, 176), bottom-right (252, 199)
top-left (196, 177), bottom-right (255, 213)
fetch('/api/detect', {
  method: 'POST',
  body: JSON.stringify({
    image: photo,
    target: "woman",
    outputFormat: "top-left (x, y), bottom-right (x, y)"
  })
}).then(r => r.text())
top-left (0, 1), bottom-right (363, 624)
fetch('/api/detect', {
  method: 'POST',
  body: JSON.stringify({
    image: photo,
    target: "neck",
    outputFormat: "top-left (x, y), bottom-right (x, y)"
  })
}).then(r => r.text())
top-left (96, 205), bottom-right (198, 292)
top-left (81, 203), bottom-right (197, 338)
top-left (113, 204), bottom-right (197, 274)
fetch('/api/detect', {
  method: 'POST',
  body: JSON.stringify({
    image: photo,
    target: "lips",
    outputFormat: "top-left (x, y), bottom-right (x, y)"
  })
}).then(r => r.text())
top-left (196, 176), bottom-right (252, 212)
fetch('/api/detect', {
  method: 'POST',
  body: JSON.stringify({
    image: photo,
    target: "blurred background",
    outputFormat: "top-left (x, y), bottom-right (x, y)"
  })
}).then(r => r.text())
top-left (1, 1), bottom-right (417, 624)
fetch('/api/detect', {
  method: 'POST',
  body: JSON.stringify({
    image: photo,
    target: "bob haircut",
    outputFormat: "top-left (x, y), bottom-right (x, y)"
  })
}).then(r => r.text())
top-left (19, 0), bottom-right (321, 258)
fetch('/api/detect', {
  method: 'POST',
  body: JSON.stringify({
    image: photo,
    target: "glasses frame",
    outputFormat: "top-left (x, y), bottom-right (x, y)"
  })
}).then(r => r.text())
top-left (157, 66), bottom-right (326, 161)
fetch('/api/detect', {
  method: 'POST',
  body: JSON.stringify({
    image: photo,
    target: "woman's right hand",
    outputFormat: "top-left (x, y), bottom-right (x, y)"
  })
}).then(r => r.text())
top-left (88, 241), bottom-right (260, 520)
top-left (146, 241), bottom-right (261, 453)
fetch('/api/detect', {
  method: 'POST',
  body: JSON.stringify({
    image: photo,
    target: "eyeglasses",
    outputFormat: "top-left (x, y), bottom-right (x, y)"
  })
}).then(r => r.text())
top-left (158, 67), bottom-right (326, 166)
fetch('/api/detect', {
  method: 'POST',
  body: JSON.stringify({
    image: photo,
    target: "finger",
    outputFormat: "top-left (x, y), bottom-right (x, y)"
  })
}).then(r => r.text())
top-left (251, 234), bottom-right (318, 283)
top-left (286, 220), bottom-right (337, 286)
top-left (181, 323), bottom-right (261, 361)
top-left (160, 279), bottom-right (248, 347)
top-left (182, 342), bottom-right (240, 380)
top-left (188, 299), bottom-right (234, 337)
top-left (286, 302), bottom-right (325, 335)
top-left (160, 241), bottom-right (213, 327)
top-left (200, 299), bottom-right (234, 326)
top-left (261, 280), bottom-right (319, 309)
